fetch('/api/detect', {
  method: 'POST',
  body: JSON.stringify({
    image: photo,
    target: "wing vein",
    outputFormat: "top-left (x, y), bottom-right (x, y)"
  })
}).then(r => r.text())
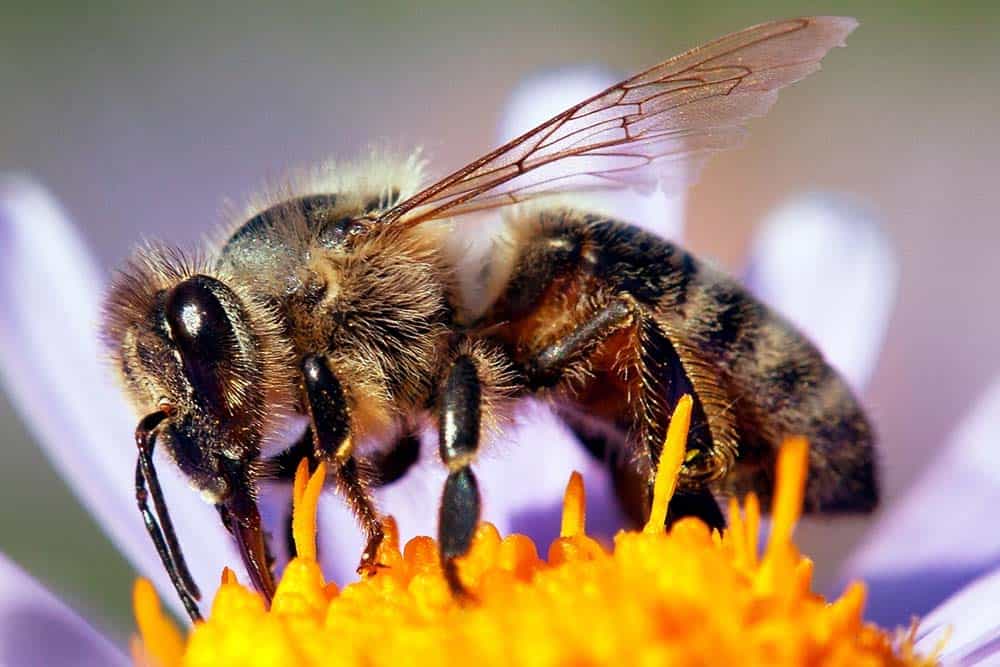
top-left (376, 17), bottom-right (856, 227)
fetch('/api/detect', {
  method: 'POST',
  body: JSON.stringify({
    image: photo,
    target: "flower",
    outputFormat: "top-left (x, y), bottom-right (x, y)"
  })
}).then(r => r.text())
top-left (840, 377), bottom-right (1000, 654)
top-left (0, 65), bottom-right (998, 665)
top-left (0, 553), bottom-right (124, 666)
top-left (133, 397), bottom-right (935, 666)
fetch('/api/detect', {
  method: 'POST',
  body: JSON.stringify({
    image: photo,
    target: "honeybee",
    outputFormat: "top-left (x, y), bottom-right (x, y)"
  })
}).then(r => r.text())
top-left (102, 17), bottom-right (875, 621)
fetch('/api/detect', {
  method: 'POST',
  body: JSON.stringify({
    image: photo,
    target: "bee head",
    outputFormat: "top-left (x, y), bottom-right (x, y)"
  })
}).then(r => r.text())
top-left (102, 246), bottom-right (296, 500)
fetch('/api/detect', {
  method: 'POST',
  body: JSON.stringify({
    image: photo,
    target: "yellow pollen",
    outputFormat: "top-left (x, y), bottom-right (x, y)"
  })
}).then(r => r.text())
top-left (643, 393), bottom-right (691, 533)
top-left (132, 396), bottom-right (938, 667)
top-left (131, 578), bottom-right (183, 667)
top-left (768, 435), bottom-right (808, 554)
top-left (292, 459), bottom-right (327, 561)
top-left (559, 471), bottom-right (585, 537)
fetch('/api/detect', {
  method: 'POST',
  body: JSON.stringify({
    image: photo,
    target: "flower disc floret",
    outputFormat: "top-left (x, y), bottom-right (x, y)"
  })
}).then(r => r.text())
top-left (135, 396), bottom-right (937, 667)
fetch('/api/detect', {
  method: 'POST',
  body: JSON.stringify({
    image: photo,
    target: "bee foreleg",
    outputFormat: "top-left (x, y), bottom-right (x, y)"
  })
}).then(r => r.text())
top-left (266, 426), bottom-right (420, 561)
top-left (436, 354), bottom-right (483, 598)
top-left (300, 354), bottom-right (385, 576)
top-left (302, 355), bottom-right (351, 461)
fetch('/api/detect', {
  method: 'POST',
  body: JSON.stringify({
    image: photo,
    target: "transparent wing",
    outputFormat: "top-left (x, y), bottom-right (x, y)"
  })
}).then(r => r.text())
top-left (378, 16), bottom-right (857, 227)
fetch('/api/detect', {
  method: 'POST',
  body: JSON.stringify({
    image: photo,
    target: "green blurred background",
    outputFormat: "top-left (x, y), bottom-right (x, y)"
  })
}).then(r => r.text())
top-left (1, 0), bottom-right (998, 644)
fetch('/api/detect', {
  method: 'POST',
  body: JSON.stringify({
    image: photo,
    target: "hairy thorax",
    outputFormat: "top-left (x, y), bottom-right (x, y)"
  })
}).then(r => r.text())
top-left (223, 219), bottom-right (456, 442)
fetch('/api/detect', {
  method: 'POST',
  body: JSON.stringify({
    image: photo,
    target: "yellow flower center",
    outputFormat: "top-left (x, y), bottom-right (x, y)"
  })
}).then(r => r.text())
top-left (133, 396), bottom-right (938, 666)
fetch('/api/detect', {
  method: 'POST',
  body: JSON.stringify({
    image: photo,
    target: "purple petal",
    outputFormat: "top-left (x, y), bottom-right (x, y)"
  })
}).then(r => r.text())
top-left (841, 377), bottom-right (1000, 626)
top-left (916, 567), bottom-right (1000, 665)
top-left (0, 553), bottom-right (126, 666)
top-left (0, 177), bottom-right (240, 620)
top-left (499, 66), bottom-right (685, 241)
top-left (744, 193), bottom-right (897, 391)
top-left (317, 406), bottom-right (624, 584)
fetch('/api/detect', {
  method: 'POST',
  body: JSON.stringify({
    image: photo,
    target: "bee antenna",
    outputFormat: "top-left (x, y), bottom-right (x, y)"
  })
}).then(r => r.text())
top-left (134, 411), bottom-right (203, 622)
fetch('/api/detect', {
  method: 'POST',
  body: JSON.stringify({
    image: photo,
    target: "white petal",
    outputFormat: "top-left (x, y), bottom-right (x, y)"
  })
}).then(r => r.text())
top-left (916, 567), bottom-right (1000, 666)
top-left (499, 66), bottom-right (685, 241)
top-left (0, 177), bottom-right (240, 621)
top-left (840, 376), bottom-right (1000, 626)
top-left (0, 553), bottom-right (126, 666)
top-left (744, 193), bottom-right (897, 391)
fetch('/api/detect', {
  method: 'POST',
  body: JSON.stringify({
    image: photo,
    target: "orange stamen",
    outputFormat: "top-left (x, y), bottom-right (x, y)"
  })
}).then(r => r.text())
top-left (764, 436), bottom-right (808, 556)
top-left (133, 578), bottom-right (184, 667)
top-left (644, 394), bottom-right (692, 533)
top-left (292, 458), bottom-right (309, 510)
top-left (744, 492), bottom-right (761, 568)
top-left (292, 460), bottom-right (326, 561)
top-left (560, 471), bottom-right (586, 537)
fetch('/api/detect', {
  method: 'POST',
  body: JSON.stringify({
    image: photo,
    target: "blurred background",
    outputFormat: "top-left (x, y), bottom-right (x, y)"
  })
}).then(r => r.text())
top-left (1, 0), bottom-right (997, 642)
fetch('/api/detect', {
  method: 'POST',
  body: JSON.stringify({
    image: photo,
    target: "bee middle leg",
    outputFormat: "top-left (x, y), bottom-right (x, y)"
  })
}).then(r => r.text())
top-left (435, 353), bottom-right (489, 597)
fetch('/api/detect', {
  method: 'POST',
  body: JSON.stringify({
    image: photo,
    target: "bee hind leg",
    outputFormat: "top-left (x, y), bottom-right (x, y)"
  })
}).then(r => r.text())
top-left (665, 489), bottom-right (726, 531)
top-left (526, 299), bottom-right (728, 533)
top-left (558, 415), bottom-right (726, 533)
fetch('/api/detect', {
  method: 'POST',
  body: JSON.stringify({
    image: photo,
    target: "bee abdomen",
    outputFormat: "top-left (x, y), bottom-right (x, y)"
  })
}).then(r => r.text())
top-left (723, 310), bottom-right (879, 513)
top-left (792, 368), bottom-right (879, 513)
top-left (485, 208), bottom-right (878, 516)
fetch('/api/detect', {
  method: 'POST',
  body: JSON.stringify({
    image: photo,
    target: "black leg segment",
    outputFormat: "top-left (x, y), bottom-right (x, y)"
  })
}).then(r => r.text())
top-left (437, 355), bottom-right (484, 595)
top-left (267, 436), bottom-right (420, 570)
top-left (366, 432), bottom-right (421, 487)
top-left (268, 427), bottom-right (420, 488)
top-left (302, 354), bottom-right (351, 458)
top-left (301, 353), bottom-right (386, 575)
top-left (665, 488), bottom-right (726, 532)
top-left (439, 356), bottom-right (481, 464)
top-left (438, 468), bottom-right (481, 592)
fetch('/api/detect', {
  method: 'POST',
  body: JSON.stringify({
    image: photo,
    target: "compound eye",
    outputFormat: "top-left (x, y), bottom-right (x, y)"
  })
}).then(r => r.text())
top-left (165, 275), bottom-right (240, 414)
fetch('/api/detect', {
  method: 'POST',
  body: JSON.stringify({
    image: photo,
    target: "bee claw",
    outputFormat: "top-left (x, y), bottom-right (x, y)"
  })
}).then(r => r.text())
top-left (356, 561), bottom-right (389, 578)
